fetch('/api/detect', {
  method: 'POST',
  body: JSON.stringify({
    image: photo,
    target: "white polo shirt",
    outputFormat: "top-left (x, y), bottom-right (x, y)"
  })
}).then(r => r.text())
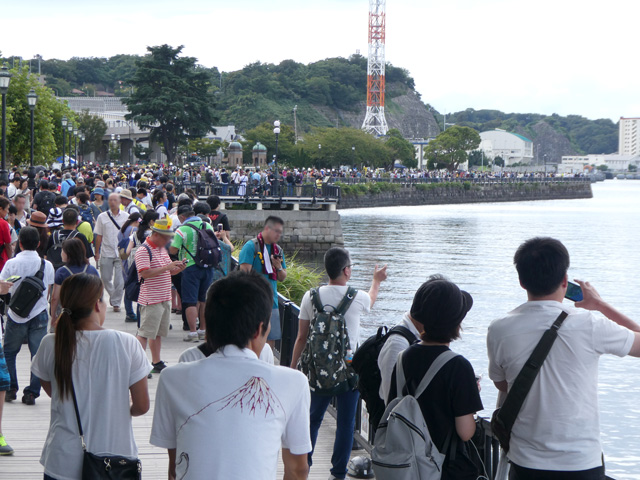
top-left (487, 300), bottom-right (635, 470)
top-left (150, 345), bottom-right (311, 480)
top-left (0, 250), bottom-right (55, 323)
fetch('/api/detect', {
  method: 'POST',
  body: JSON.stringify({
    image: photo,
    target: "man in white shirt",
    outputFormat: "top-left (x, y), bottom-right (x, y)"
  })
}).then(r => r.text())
top-left (94, 193), bottom-right (129, 312)
top-left (0, 227), bottom-right (55, 406)
top-left (487, 237), bottom-right (640, 479)
top-left (151, 271), bottom-right (311, 480)
top-left (290, 247), bottom-right (387, 480)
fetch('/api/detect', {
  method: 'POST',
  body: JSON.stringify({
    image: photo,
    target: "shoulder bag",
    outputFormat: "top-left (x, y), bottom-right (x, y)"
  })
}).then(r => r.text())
top-left (491, 310), bottom-right (568, 452)
top-left (71, 382), bottom-right (142, 479)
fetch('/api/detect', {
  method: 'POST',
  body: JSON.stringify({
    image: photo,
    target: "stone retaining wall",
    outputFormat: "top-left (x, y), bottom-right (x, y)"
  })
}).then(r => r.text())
top-left (338, 182), bottom-right (593, 209)
top-left (224, 209), bottom-right (344, 257)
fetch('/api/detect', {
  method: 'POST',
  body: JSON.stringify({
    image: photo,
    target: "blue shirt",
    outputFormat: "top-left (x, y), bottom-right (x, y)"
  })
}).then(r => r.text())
top-left (54, 263), bottom-right (100, 285)
top-left (238, 240), bottom-right (286, 308)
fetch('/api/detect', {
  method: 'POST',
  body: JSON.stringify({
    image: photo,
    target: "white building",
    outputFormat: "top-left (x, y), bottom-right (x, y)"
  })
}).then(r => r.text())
top-left (619, 117), bottom-right (640, 156)
top-left (479, 129), bottom-right (534, 166)
top-left (559, 153), bottom-right (640, 173)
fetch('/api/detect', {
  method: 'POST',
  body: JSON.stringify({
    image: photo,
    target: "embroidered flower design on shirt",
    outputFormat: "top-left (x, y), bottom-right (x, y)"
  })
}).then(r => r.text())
top-left (215, 376), bottom-right (283, 417)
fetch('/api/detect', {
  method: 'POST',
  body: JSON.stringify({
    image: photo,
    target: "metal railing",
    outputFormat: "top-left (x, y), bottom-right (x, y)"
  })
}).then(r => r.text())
top-left (326, 175), bottom-right (590, 185)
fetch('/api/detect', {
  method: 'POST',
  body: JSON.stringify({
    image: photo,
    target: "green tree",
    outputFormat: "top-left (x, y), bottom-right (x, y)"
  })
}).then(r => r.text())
top-left (4, 65), bottom-right (76, 165)
top-left (493, 156), bottom-right (505, 167)
top-left (424, 126), bottom-right (481, 172)
top-left (467, 150), bottom-right (486, 167)
top-left (133, 143), bottom-right (152, 162)
top-left (596, 164), bottom-right (608, 172)
top-left (77, 110), bottom-right (107, 158)
top-left (242, 122), bottom-right (297, 166)
top-left (124, 45), bottom-right (218, 164)
top-left (385, 129), bottom-right (416, 168)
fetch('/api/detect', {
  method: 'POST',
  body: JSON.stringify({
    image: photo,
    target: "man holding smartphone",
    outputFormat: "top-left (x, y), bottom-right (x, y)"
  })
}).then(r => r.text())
top-left (239, 216), bottom-right (287, 349)
top-left (487, 237), bottom-right (640, 479)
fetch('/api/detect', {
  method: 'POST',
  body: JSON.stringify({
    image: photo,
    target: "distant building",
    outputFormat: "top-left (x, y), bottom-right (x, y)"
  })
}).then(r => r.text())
top-left (619, 117), bottom-right (640, 156)
top-left (479, 129), bottom-right (534, 166)
top-left (559, 153), bottom-right (640, 173)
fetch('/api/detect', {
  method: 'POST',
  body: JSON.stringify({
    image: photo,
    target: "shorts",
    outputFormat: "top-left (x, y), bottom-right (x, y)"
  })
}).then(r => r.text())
top-left (181, 265), bottom-right (214, 305)
top-left (137, 301), bottom-right (171, 339)
top-left (267, 308), bottom-right (281, 341)
top-left (0, 341), bottom-right (10, 391)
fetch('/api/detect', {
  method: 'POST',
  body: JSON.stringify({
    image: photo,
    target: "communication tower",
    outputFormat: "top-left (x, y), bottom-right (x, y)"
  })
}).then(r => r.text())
top-left (362, 0), bottom-right (389, 136)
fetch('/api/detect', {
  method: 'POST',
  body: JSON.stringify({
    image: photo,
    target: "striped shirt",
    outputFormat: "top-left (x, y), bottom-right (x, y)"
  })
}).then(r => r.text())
top-left (135, 238), bottom-right (172, 306)
top-left (47, 207), bottom-right (64, 229)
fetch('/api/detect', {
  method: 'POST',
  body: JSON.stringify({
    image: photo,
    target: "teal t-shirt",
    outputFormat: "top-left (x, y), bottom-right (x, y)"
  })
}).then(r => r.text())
top-left (238, 240), bottom-right (286, 308)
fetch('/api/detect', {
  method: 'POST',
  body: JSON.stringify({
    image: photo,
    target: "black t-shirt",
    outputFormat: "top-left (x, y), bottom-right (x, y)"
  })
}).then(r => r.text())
top-left (33, 190), bottom-right (56, 214)
top-left (208, 211), bottom-right (230, 231)
top-left (46, 229), bottom-right (94, 259)
top-left (388, 344), bottom-right (483, 480)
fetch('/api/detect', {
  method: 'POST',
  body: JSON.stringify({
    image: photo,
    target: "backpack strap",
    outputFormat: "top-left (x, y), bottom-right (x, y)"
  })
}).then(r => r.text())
top-left (395, 349), bottom-right (460, 399)
top-left (387, 325), bottom-right (417, 345)
top-left (334, 286), bottom-right (358, 316)
top-left (35, 259), bottom-right (46, 281)
top-left (63, 266), bottom-right (73, 276)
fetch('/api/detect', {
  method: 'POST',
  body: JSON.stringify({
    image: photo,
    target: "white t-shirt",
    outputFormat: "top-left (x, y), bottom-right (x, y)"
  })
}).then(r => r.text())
top-left (0, 250), bottom-right (55, 323)
top-left (377, 312), bottom-right (421, 402)
top-left (31, 330), bottom-right (151, 480)
top-left (298, 285), bottom-right (371, 348)
top-left (150, 345), bottom-right (312, 480)
top-left (487, 300), bottom-right (635, 470)
top-left (179, 344), bottom-right (275, 364)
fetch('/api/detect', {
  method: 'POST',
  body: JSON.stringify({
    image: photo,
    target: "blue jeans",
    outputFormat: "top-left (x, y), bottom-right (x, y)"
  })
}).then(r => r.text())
top-left (309, 388), bottom-right (360, 479)
top-left (124, 296), bottom-right (135, 317)
top-left (3, 310), bottom-right (48, 397)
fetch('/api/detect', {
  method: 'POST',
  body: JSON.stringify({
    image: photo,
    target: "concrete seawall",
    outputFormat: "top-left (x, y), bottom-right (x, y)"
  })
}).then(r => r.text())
top-left (338, 182), bottom-right (593, 209)
top-left (224, 209), bottom-right (344, 257)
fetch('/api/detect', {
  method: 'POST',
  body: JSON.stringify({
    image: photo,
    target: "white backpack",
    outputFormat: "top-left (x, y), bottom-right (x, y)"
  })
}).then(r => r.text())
top-left (372, 349), bottom-right (459, 480)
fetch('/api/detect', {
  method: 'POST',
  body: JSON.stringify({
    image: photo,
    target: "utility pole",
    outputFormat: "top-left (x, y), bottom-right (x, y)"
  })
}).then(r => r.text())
top-left (293, 105), bottom-right (298, 145)
top-left (361, 0), bottom-right (388, 136)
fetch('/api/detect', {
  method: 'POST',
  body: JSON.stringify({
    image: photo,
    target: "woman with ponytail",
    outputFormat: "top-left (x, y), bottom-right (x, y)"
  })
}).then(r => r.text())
top-left (31, 273), bottom-right (151, 480)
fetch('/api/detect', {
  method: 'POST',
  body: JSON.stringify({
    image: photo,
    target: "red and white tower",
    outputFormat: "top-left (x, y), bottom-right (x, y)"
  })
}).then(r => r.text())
top-left (362, 0), bottom-right (389, 136)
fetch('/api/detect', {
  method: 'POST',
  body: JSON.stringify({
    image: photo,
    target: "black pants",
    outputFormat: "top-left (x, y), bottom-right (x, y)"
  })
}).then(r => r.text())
top-left (510, 463), bottom-right (605, 480)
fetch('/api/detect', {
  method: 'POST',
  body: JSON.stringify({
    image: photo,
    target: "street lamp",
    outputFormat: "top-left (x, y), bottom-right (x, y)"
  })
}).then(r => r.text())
top-left (0, 66), bottom-right (12, 182)
top-left (73, 127), bottom-right (78, 169)
top-left (27, 89), bottom-right (37, 168)
top-left (61, 116), bottom-right (68, 169)
top-left (80, 133), bottom-right (85, 168)
top-left (273, 120), bottom-right (280, 196)
top-left (67, 122), bottom-right (74, 168)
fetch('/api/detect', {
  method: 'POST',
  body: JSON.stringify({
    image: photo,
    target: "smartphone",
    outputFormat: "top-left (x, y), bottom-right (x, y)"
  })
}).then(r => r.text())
top-left (5, 275), bottom-right (20, 283)
top-left (217, 224), bottom-right (223, 232)
top-left (565, 281), bottom-right (583, 302)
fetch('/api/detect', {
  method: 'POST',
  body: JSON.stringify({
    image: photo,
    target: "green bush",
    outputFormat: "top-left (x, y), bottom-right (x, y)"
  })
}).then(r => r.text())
top-left (463, 181), bottom-right (471, 191)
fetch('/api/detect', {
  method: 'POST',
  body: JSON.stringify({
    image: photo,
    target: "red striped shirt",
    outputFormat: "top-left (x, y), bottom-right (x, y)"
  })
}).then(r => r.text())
top-left (135, 238), bottom-right (172, 306)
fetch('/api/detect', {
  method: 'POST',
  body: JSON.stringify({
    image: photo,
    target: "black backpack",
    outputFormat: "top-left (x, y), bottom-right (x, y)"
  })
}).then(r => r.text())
top-left (351, 325), bottom-right (417, 429)
top-left (124, 244), bottom-right (152, 302)
top-left (37, 191), bottom-right (56, 215)
top-left (46, 230), bottom-right (79, 271)
top-left (8, 259), bottom-right (46, 317)
top-left (181, 221), bottom-right (221, 268)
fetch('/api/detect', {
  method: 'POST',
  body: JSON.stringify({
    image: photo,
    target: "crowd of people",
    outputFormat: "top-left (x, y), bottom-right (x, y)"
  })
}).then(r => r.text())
top-left (0, 164), bottom-right (636, 480)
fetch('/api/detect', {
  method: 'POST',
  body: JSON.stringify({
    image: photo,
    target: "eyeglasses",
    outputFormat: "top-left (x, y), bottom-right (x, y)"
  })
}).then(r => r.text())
top-left (344, 263), bottom-right (356, 270)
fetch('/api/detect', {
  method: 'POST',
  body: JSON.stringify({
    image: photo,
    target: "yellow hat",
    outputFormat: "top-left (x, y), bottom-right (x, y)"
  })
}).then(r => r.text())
top-left (151, 217), bottom-right (174, 236)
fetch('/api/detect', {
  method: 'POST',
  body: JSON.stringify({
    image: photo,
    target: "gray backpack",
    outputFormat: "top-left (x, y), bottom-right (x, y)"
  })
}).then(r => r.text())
top-left (372, 349), bottom-right (459, 480)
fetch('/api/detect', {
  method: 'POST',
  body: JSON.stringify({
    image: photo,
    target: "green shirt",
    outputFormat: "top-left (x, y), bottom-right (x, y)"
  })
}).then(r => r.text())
top-left (170, 217), bottom-right (215, 268)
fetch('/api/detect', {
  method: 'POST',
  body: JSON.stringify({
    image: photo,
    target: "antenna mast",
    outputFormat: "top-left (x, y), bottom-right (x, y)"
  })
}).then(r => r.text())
top-left (362, 0), bottom-right (389, 136)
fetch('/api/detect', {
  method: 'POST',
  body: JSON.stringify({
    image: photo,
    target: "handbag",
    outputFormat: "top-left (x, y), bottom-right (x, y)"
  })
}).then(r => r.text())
top-left (491, 310), bottom-right (568, 452)
top-left (71, 382), bottom-right (142, 479)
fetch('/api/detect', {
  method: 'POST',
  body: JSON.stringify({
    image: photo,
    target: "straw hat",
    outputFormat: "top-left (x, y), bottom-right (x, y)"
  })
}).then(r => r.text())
top-left (28, 211), bottom-right (47, 228)
top-left (119, 190), bottom-right (134, 200)
top-left (150, 218), bottom-right (174, 236)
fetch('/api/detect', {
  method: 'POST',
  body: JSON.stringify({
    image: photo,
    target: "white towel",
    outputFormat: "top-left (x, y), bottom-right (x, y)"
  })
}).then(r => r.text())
top-left (263, 244), bottom-right (274, 275)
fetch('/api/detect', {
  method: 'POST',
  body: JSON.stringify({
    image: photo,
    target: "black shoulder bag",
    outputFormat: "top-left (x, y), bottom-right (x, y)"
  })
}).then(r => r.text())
top-left (491, 310), bottom-right (568, 452)
top-left (71, 382), bottom-right (142, 479)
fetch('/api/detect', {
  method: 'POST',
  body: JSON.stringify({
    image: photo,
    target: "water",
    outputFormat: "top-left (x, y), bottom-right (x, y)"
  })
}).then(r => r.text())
top-left (340, 180), bottom-right (640, 479)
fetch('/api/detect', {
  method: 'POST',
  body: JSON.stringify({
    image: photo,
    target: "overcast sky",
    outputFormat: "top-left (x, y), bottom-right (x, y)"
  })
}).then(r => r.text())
top-left (3, 0), bottom-right (638, 122)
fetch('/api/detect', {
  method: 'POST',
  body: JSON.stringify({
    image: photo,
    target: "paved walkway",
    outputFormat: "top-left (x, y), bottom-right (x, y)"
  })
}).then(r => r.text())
top-left (0, 300), bottom-right (355, 479)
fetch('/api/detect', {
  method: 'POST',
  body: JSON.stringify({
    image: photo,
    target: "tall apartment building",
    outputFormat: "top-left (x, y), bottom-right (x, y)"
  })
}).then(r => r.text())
top-left (619, 117), bottom-right (640, 156)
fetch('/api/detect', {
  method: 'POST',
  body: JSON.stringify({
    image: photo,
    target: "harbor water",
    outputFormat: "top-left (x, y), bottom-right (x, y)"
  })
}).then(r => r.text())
top-left (340, 180), bottom-right (640, 479)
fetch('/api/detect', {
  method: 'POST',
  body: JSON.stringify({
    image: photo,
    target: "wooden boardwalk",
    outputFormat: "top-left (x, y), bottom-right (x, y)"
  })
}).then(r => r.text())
top-left (0, 302), bottom-right (361, 479)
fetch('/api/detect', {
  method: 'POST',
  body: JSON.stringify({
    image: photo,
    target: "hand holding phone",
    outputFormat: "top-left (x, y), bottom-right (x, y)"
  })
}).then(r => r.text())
top-left (5, 275), bottom-right (21, 283)
top-left (565, 281), bottom-right (583, 302)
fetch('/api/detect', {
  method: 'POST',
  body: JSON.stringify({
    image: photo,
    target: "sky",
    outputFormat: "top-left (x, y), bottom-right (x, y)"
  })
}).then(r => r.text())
top-left (3, 0), bottom-right (639, 122)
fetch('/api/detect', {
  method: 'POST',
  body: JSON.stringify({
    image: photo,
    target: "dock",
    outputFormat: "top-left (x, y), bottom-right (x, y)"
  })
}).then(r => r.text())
top-left (0, 303), bottom-right (353, 479)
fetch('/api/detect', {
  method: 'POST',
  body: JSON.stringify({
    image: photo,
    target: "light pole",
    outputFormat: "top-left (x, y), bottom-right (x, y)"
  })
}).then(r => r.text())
top-left (73, 127), bottom-right (78, 169)
top-left (61, 116), bottom-right (68, 169)
top-left (80, 133), bottom-right (85, 168)
top-left (27, 89), bottom-right (37, 168)
top-left (273, 120), bottom-right (280, 196)
top-left (67, 122), bottom-right (74, 168)
top-left (0, 66), bottom-right (12, 183)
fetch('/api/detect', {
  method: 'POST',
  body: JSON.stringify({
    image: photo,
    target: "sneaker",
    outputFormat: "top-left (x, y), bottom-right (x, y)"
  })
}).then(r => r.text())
top-left (113, 306), bottom-right (121, 313)
top-left (0, 435), bottom-right (14, 456)
top-left (22, 393), bottom-right (36, 406)
top-left (124, 314), bottom-right (137, 323)
top-left (4, 390), bottom-right (17, 402)
top-left (183, 332), bottom-right (199, 342)
top-left (151, 361), bottom-right (167, 373)
top-left (147, 372), bottom-right (153, 379)
top-left (197, 329), bottom-right (206, 340)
